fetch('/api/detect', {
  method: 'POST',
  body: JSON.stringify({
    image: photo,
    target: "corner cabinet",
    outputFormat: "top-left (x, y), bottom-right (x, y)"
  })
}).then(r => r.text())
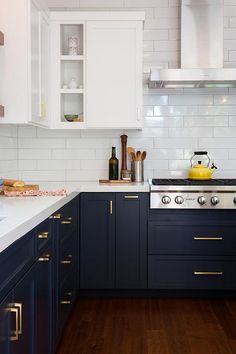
top-left (0, 0), bottom-right (50, 127)
top-left (50, 12), bottom-right (144, 129)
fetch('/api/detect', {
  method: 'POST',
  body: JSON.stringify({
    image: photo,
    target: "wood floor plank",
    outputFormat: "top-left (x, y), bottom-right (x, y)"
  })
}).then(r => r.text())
top-left (56, 298), bottom-right (236, 354)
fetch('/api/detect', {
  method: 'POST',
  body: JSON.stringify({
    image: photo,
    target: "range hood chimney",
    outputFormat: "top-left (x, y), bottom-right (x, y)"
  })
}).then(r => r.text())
top-left (149, 0), bottom-right (236, 89)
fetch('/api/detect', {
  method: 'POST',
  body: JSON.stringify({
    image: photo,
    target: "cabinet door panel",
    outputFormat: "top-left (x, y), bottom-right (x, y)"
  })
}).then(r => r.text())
top-left (11, 270), bottom-right (35, 354)
top-left (116, 193), bottom-right (148, 288)
top-left (86, 21), bottom-right (142, 128)
top-left (0, 293), bottom-right (11, 354)
top-left (35, 246), bottom-right (53, 354)
top-left (80, 193), bottom-right (115, 289)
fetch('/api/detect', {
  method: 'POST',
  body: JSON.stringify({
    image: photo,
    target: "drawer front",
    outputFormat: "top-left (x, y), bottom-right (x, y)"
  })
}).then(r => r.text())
top-left (148, 223), bottom-right (236, 255)
top-left (148, 256), bottom-right (236, 290)
top-left (59, 234), bottom-right (76, 284)
top-left (59, 200), bottom-right (77, 240)
top-left (0, 232), bottom-right (35, 298)
top-left (36, 218), bottom-right (52, 253)
top-left (58, 271), bottom-right (76, 333)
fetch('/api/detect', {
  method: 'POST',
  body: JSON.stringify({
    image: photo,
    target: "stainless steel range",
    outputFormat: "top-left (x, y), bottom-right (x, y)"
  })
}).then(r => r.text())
top-left (150, 179), bottom-right (236, 209)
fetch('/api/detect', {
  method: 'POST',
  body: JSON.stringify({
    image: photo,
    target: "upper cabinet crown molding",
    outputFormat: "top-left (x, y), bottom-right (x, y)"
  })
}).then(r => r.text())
top-left (50, 11), bottom-right (145, 21)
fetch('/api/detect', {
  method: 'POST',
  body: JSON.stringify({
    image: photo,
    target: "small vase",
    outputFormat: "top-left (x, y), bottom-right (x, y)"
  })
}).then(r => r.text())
top-left (68, 78), bottom-right (78, 89)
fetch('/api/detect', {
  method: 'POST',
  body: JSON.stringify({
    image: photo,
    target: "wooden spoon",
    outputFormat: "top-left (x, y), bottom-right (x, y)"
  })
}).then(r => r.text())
top-left (136, 151), bottom-right (142, 161)
top-left (141, 151), bottom-right (147, 161)
top-left (130, 152), bottom-right (136, 161)
top-left (128, 147), bottom-right (135, 156)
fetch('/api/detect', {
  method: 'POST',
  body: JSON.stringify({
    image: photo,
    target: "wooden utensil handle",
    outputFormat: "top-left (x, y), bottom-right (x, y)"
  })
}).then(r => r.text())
top-left (120, 135), bottom-right (128, 171)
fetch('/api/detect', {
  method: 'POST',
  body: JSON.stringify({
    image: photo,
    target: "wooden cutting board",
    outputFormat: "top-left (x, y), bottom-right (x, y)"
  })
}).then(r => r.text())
top-left (3, 185), bottom-right (39, 192)
top-left (99, 180), bottom-right (131, 184)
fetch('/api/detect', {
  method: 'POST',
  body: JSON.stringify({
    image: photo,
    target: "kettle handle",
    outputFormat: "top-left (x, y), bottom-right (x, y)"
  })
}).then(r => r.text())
top-left (191, 151), bottom-right (211, 167)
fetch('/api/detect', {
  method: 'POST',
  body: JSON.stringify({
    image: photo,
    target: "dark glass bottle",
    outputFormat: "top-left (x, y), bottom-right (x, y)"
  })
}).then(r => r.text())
top-left (109, 147), bottom-right (119, 180)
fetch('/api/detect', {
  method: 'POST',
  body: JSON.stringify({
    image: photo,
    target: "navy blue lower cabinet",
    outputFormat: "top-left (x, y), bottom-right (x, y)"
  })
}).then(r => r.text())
top-left (34, 245), bottom-right (53, 354)
top-left (148, 256), bottom-right (236, 290)
top-left (116, 193), bottom-right (148, 289)
top-left (10, 267), bottom-right (35, 354)
top-left (80, 193), bottom-right (115, 289)
top-left (0, 293), bottom-right (11, 354)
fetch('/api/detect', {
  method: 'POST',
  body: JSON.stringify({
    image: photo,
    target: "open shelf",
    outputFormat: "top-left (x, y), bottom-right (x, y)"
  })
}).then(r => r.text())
top-left (60, 24), bottom-right (83, 56)
top-left (60, 93), bottom-right (84, 123)
top-left (60, 55), bottom-right (84, 61)
top-left (60, 60), bottom-right (83, 90)
top-left (60, 89), bottom-right (84, 94)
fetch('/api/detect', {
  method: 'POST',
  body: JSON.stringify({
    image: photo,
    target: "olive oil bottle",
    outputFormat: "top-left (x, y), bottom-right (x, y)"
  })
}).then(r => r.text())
top-left (109, 147), bottom-right (119, 180)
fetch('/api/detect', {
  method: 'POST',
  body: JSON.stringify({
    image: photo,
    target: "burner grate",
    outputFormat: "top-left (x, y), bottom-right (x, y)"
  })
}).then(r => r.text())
top-left (152, 179), bottom-right (236, 186)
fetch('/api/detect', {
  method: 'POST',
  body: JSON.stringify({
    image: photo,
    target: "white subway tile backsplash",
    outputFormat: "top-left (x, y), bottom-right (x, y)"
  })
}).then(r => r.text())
top-left (184, 116), bottom-right (228, 127)
top-left (1, 1), bottom-right (236, 182)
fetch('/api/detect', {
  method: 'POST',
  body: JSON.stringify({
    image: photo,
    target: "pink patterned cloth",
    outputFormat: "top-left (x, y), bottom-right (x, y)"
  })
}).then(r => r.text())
top-left (4, 189), bottom-right (68, 197)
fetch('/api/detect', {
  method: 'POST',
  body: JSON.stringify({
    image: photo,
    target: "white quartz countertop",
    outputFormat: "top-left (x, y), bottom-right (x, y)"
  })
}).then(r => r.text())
top-left (0, 181), bottom-right (149, 253)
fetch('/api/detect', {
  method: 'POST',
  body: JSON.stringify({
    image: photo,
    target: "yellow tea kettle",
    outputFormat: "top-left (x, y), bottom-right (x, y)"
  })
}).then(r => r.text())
top-left (188, 151), bottom-right (217, 180)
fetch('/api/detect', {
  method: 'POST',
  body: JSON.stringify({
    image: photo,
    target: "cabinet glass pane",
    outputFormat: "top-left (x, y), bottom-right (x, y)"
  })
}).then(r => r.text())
top-left (60, 25), bottom-right (83, 56)
top-left (60, 94), bottom-right (83, 123)
top-left (61, 61), bottom-right (83, 89)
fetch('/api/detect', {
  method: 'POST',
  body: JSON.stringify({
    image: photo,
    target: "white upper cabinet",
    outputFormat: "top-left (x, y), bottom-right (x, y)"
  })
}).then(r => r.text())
top-left (50, 12), bottom-right (144, 130)
top-left (0, 0), bottom-right (49, 126)
top-left (86, 21), bottom-right (143, 129)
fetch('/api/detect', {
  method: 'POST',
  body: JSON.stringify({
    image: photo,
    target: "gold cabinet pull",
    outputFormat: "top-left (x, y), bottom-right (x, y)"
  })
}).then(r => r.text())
top-left (61, 217), bottom-right (72, 225)
top-left (194, 271), bottom-right (223, 276)
top-left (49, 213), bottom-right (62, 219)
top-left (109, 200), bottom-right (113, 215)
top-left (13, 303), bottom-right (22, 335)
top-left (194, 237), bottom-right (223, 241)
top-left (38, 232), bottom-right (49, 239)
top-left (124, 195), bottom-right (139, 199)
top-left (7, 307), bottom-right (19, 341)
top-left (38, 254), bottom-right (50, 262)
top-left (60, 301), bottom-right (71, 305)
top-left (60, 260), bottom-right (72, 264)
top-left (67, 292), bottom-right (73, 296)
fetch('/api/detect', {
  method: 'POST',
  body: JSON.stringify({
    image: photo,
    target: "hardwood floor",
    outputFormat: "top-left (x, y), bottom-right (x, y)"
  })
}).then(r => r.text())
top-left (56, 298), bottom-right (236, 354)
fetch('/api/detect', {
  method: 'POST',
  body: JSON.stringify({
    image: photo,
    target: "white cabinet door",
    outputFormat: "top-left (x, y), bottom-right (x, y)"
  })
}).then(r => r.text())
top-left (30, 1), bottom-right (50, 127)
top-left (86, 21), bottom-right (143, 129)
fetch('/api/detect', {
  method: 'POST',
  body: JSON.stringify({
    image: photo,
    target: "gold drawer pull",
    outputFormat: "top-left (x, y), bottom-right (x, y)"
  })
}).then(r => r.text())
top-left (60, 260), bottom-right (72, 264)
top-left (13, 303), bottom-right (22, 335)
top-left (49, 213), bottom-right (62, 219)
top-left (194, 271), bottom-right (223, 276)
top-left (60, 301), bottom-right (71, 305)
top-left (109, 200), bottom-right (113, 215)
top-left (38, 254), bottom-right (50, 262)
top-left (38, 232), bottom-right (49, 239)
top-left (194, 237), bottom-right (223, 241)
top-left (8, 307), bottom-right (19, 341)
top-left (61, 217), bottom-right (72, 225)
top-left (67, 292), bottom-right (73, 296)
top-left (124, 195), bottom-right (139, 199)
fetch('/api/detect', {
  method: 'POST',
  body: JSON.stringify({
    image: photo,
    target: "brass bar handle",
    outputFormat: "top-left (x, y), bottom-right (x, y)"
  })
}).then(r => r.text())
top-left (124, 195), bottom-right (139, 199)
top-left (60, 301), bottom-right (71, 305)
top-left (109, 200), bottom-right (113, 215)
top-left (38, 254), bottom-right (50, 262)
top-left (38, 232), bottom-right (49, 239)
top-left (194, 237), bottom-right (223, 241)
top-left (67, 292), bottom-right (73, 296)
top-left (8, 307), bottom-right (19, 341)
top-left (60, 260), bottom-right (72, 264)
top-left (49, 213), bottom-right (62, 219)
top-left (13, 303), bottom-right (22, 335)
top-left (61, 217), bottom-right (72, 225)
top-left (194, 271), bottom-right (223, 276)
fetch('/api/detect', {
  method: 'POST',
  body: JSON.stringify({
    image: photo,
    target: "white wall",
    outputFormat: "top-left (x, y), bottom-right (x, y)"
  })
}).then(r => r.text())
top-left (2, 0), bottom-right (236, 182)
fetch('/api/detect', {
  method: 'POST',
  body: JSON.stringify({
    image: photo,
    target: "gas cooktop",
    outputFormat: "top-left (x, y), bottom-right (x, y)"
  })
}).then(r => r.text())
top-left (150, 179), bottom-right (236, 209)
top-left (152, 179), bottom-right (236, 186)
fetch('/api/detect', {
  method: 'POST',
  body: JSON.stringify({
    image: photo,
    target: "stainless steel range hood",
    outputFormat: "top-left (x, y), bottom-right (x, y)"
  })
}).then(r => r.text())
top-left (149, 0), bottom-right (236, 89)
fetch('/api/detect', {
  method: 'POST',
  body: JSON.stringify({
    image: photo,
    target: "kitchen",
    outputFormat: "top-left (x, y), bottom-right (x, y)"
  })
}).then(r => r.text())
top-left (1, 0), bottom-right (236, 353)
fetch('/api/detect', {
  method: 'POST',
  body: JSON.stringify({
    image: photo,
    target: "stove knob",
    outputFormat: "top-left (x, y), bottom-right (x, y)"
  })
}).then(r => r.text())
top-left (198, 196), bottom-right (206, 205)
top-left (162, 196), bottom-right (171, 205)
top-left (175, 196), bottom-right (184, 205)
top-left (211, 196), bottom-right (219, 206)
